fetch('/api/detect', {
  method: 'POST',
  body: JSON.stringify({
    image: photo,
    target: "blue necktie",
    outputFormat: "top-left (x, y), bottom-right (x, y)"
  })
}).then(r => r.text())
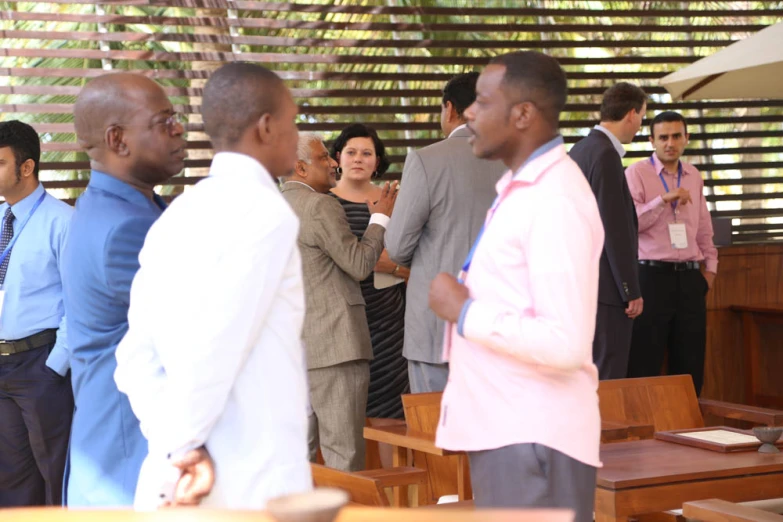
top-left (0, 207), bottom-right (15, 285)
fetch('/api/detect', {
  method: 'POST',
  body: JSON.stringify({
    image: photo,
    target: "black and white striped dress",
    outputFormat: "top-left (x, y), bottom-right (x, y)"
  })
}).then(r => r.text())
top-left (333, 194), bottom-right (409, 419)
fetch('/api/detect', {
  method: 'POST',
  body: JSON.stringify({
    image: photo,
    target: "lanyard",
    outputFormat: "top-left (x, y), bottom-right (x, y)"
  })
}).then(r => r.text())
top-left (651, 155), bottom-right (682, 214)
top-left (0, 191), bottom-right (46, 268)
top-left (459, 195), bottom-right (500, 281)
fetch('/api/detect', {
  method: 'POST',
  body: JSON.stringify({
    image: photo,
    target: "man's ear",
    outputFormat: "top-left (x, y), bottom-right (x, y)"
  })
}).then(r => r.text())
top-left (18, 158), bottom-right (36, 179)
top-left (105, 125), bottom-right (129, 157)
top-left (256, 113), bottom-right (273, 144)
top-left (294, 159), bottom-right (307, 177)
top-left (444, 101), bottom-right (457, 123)
top-left (512, 101), bottom-right (535, 131)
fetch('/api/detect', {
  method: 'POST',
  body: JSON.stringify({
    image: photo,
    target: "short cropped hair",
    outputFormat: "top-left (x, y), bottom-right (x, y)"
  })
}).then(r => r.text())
top-left (329, 123), bottom-right (390, 178)
top-left (442, 72), bottom-right (480, 117)
top-left (600, 82), bottom-right (648, 122)
top-left (649, 111), bottom-right (688, 138)
top-left (489, 51), bottom-right (567, 127)
top-left (0, 120), bottom-right (41, 179)
top-left (202, 62), bottom-right (286, 149)
top-left (297, 132), bottom-right (324, 163)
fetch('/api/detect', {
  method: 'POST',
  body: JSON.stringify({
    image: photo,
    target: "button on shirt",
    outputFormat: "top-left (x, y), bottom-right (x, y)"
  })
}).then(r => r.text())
top-left (625, 154), bottom-right (718, 273)
top-left (115, 152), bottom-right (312, 508)
top-left (0, 183), bottom-right (72, 375)
top-left (436, 138), bottom-right (604, 468)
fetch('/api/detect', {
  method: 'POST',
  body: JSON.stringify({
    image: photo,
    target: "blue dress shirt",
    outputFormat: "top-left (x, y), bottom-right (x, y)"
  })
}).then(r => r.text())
top-left (62, 171), bottom-right (166, 507)
top-left (0, 182), bottom-right (72, 375)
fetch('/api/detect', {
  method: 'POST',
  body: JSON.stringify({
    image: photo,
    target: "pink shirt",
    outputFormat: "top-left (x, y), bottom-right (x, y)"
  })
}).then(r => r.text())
top-left (436, 142), bottom-right (604, 468)
top-left (625, 154), bottom-right (718, 274)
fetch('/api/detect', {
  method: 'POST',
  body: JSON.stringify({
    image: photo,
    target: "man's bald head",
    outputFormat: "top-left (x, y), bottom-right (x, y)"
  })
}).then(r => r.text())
top-left (201, 62), bottom-right (288, 149)
top-left (74, 73), bottom-right (167, 157)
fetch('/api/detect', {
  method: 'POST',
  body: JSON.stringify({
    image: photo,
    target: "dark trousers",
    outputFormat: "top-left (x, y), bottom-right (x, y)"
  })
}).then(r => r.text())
top-left (468, 443), bottom-right (597, 522)
top-left (627, 264), bottom-right (708, 395)
top-left (0, 342), bottom-right (74, 506)
top-left (593, 303), bottom-right (633, 380)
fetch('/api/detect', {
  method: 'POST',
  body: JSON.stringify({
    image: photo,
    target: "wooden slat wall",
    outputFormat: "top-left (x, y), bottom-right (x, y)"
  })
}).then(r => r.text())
top-left (1, 1), bottom-right (782, 242)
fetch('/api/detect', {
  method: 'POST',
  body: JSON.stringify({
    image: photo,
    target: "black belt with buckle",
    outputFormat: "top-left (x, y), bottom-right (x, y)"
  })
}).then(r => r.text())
top-left (638, 260), bottom-right (701, 271)
top-left (0, 329), bottom-right (57, 357)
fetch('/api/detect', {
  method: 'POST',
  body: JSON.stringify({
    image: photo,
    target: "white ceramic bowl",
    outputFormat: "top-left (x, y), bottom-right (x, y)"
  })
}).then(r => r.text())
top-left (266, 487), bottom-right (350, 522)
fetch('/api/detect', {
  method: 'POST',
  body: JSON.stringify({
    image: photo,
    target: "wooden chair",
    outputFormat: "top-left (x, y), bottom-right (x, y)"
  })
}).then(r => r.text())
top-left (599, 375), bottom-right (783, 522)
top-left (365, 417), bottom-right (406, 470)
top-left (311, 463), bottom-right (428, 507)
top-left (598, 374), bottom-right (783, 432)
top-left (401, 392), bottom-right (472, 504)
top-left (683, 499), bottom-right (783, 522)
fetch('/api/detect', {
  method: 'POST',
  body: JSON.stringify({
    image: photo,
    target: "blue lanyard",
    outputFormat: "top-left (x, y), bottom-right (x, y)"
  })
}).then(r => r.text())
top-left (651, 155), bottom-right (682, 213)
top-left (459, 195), bottom-right (500, 281)
top-left (0, 191), bottom-right (46, 268)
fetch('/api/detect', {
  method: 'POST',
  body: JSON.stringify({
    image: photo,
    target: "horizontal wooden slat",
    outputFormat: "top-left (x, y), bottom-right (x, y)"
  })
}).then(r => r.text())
top-left (705, 177), bottom-right (783, 187)
top-left (0, 12), bottom-right (768, 33)
top-left (708, 192), bottom-right (783, 203)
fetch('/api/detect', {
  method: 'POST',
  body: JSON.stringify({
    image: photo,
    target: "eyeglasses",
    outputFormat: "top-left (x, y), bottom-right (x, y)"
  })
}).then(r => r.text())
top-left (115, 112), bottom-right (187, 135)
top-left (156, 112), bottom-right (187, 135)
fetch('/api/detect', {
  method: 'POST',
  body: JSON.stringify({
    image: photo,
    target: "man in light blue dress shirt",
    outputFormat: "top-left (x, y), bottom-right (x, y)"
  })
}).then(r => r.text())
top-left (0, 121), bottom-right (74, 507)
top-left (62, 73), bottom-right (186, 506)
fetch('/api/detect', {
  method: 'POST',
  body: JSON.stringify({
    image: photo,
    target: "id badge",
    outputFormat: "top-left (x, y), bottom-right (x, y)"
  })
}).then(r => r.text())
top-left (668, 223), bottom-right (688, 249)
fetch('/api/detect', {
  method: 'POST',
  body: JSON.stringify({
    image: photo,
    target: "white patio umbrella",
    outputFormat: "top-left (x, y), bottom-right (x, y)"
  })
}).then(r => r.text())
top-left (660, 21), bottom-right (783, 101)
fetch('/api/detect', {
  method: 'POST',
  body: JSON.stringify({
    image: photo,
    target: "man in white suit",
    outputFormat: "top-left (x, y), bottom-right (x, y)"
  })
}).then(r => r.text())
top-left (385, 72), bottom-right (506, 392)
top-left (114, 62), bottom-right (311, 508)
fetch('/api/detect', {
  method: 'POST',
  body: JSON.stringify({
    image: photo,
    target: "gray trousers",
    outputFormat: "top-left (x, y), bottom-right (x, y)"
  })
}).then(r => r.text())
top-left (307, 360), bottom-right (370, 472)
top-left (407, 359), bottom-right (449, 394)
top-left (468, 443), bottom-right (596, 522)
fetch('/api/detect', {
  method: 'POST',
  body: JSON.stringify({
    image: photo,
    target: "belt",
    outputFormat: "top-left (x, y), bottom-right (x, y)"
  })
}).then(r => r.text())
top-left (639, 260), bottom-right (701, 271)
top-left (0, 329), bottom-right (57, 356)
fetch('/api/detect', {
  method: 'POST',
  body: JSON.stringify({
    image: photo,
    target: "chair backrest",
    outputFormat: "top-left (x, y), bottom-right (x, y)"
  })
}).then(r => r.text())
top-left (598, 375), bottom-right (704, 432)
top-left (401, 392), bottom-right (465, 502)
top-left (310, 464), bottom-right (388, 507)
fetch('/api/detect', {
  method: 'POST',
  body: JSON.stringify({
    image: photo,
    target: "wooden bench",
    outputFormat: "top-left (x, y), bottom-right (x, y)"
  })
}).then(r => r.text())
top-left (311, 463), bottom-right (428, 508)
top-left (683, 499), bottom-right (783, 522)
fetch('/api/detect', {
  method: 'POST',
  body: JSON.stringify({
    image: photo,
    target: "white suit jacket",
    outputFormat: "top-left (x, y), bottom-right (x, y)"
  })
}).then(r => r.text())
top-left (115, 152), bottom-right (312, 508)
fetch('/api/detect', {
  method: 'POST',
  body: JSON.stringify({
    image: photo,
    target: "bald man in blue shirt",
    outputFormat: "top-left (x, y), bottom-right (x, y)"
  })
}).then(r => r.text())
top-left (0, 121), bottom-right (74, 507)
top-left (62, 73), bottom-right (186, 506)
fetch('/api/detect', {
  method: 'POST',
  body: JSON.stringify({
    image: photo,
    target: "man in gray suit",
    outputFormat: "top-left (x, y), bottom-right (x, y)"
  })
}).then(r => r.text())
top-left (281, 132), bottom-right (397, 471)
top-left (385, 72), bottom-right (506, 393)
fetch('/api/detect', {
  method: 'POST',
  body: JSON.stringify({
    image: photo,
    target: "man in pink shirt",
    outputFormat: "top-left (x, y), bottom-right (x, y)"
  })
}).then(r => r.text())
top-left (625, 111), bottom-right (718, 395)
top-left (428, 51), bottom-right (603, 521)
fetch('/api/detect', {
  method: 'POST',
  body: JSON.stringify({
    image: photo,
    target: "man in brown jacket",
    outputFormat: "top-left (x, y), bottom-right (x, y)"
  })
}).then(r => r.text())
top-left (281, 132), bottom-right (397, 471)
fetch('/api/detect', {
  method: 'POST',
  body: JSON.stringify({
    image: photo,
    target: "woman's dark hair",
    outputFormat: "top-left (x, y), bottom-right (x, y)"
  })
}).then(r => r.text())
top-left (329, 123), bottom-right (390, 178)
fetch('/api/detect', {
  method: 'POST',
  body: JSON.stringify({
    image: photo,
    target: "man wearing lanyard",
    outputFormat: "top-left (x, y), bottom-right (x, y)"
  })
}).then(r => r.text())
top-left (386, 72), bottom-right (505, 393)
top-left (429, 51), bottom-right (603, 521)
top-left (0, 121), bottom-right (74, 506)
top-left (625, 111), bottom-right (717, 396)
top-left (62, 73), bottom-right (186, 506)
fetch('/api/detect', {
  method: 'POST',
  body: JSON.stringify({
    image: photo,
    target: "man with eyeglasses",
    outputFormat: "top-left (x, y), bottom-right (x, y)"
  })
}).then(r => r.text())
top-left (62, 72), bottom-right (186, 507)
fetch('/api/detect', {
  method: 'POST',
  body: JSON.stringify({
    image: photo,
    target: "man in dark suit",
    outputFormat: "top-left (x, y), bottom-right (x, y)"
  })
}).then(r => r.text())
top-left (569, 82), bottom-right (647, 380)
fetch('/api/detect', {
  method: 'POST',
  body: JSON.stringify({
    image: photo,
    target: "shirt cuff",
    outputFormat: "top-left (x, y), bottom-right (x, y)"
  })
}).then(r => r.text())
top-left (456, 298), bottom-right (474, 337)
top-left (369, 213), bottom-right (390, 229)
top-left (45, 344), bottom-right (70, 376)
top-left (704, 259), bottom-right (718, 274)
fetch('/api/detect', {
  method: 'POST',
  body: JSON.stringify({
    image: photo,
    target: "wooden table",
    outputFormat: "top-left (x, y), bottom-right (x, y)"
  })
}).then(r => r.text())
top-left (600, 421), bottom-right (654, 443)
top-left (731, 304), bottom-right (783, 407)
top-left (0, 507), bottom-right (574, 522)
top-left (596, 438), bottom-right (783, 522)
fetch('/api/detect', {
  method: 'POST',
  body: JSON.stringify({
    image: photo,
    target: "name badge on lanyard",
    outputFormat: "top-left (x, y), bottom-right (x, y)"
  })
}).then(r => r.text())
top-left (651, 156), bottom-right (688, 250)
top-left (0, 191), bottom-right (46, 319)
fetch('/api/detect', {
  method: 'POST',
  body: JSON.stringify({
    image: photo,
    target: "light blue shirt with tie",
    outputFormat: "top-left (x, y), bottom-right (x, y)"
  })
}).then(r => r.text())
top-left (0, 182), bottom-right (73, 375)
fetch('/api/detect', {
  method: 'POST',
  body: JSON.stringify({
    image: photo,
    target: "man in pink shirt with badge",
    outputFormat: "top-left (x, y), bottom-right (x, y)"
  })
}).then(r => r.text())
top-left (625, 111), bottom-right (718, 396)
top-left (428, 51), bottom-right (604, 521)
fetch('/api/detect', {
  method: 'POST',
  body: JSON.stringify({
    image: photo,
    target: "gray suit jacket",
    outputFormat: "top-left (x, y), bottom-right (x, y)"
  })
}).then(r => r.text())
top-left (385, 127), bottom-right (506, 364)
top-left (281, 182), bottom-right (384, 370)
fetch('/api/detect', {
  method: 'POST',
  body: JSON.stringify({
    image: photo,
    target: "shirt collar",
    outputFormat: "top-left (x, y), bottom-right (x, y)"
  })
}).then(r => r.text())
top-left (7, 182), bottom-right (45, 218)
top-left (282, 180), bottom-right (315, 192)
top-left (209, 152), bottom-right (279, 191)
top-left (88, 170), bottom-right (162, 209)
top-left (594, 125), bottom-right (626, 158)
top-left (448, 124), bottom-right (468, 138)
top-left (651, 153), bottom-right (688, 176)
top-left (512, 135), bottom-right (565, 180)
